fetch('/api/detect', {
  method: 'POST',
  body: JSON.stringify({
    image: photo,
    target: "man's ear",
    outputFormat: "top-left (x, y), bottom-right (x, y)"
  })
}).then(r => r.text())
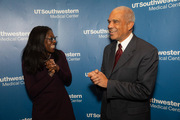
top-left (128, 22), bottom-right (134, 31)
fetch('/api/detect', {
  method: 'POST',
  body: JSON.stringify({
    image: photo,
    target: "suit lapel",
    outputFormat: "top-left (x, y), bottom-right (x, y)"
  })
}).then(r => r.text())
top-left (106, 42), bottom-right (116, 78)
top-left (111, 35), bottom-right (137, 74)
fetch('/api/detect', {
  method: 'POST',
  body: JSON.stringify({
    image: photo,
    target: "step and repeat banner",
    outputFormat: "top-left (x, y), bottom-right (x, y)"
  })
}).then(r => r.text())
top-left (0, 0), bottom-right (180, 120)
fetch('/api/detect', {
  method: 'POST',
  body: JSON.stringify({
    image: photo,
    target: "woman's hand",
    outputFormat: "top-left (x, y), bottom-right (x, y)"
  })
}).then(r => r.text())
top-left (45, 59), bottom-right (59, 77)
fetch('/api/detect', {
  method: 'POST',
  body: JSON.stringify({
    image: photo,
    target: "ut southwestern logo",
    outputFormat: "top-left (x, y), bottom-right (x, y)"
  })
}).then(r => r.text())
top-left (65, 52), bottom-right (81, 62)
top-left (83, 29), bottom-right (109, 39)
top-left (132, 0), bottom-right (180, 11)
top-left (69, 94), bottom-right (82, 103)
top-left (0, 31), bottom-right (29, 41)
top-left (158, 50), bottom-right (180, 61)
top-left (85, 72), bottom-right (90, 77)
top-left (20, 118), bottom-right (32, 120)
top-left (87, 113), bottom-right (101, 118)
top-left (0, 76), bottom-right (24, 87)
top-left (34, 9), bottom-right (79, 19)
top-left (150, 98), bottom-right (180, 113)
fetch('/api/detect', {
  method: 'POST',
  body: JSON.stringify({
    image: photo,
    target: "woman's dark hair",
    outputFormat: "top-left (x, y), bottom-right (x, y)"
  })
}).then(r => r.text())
top-left (22, 26), bottom-right (58, 74)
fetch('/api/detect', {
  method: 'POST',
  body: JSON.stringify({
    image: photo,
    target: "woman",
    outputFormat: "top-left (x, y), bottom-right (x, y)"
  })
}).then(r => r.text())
top-left (22, 26), bottom-right (75, 120)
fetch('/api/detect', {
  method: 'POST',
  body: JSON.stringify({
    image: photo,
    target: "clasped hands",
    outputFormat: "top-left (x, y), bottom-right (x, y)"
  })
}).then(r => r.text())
top-left (88, 69), bottom-right (108, 88)
top-left (45, 59), bottom-right (59, 77)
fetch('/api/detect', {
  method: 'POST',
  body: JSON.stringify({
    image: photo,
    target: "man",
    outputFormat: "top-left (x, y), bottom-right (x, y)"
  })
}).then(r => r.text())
top-left (88, 6), bottom-right (158, 120)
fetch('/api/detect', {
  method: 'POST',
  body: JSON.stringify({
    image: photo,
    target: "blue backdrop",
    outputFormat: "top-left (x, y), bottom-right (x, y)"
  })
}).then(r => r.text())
top-left (0, 0), bottom-right (180, 119)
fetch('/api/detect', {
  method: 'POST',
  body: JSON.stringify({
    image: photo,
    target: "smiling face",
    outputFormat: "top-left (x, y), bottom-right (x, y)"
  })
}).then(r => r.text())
top-left (44, 30), bottom-right (56, 53)
top-left (108, 7), bottom-right (134, 42)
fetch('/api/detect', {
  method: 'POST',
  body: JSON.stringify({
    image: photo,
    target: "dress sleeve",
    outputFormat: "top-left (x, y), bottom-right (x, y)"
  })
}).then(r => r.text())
top-left (22, 64), bottom-right (54, 100)
top-left (56, 50), bottom-right (72, 86)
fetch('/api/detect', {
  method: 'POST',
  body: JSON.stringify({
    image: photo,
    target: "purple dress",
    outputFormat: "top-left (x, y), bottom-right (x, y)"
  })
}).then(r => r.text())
top-left (22, 50), bottom-right (75, 120)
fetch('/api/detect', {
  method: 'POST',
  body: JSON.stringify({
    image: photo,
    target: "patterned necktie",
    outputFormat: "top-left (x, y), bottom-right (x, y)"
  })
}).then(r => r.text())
top-left (113, 44), bottom-right (123, 69)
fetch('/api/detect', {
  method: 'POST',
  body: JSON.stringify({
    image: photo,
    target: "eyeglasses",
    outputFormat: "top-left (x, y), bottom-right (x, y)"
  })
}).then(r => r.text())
top-left (45, 36), bottom-right (57, 42)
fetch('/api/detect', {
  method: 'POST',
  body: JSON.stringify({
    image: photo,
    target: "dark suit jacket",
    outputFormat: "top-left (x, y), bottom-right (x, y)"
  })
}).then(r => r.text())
top-left (100, 35), bottom-right (158, 120)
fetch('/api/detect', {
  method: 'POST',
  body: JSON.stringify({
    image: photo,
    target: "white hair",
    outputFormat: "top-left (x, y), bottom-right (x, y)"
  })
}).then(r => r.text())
top-left (114, 6), bottom-right (135, 23)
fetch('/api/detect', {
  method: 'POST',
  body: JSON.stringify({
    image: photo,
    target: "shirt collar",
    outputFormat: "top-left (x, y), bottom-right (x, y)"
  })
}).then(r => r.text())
top-left (116, 33), bottom-right (133, 52)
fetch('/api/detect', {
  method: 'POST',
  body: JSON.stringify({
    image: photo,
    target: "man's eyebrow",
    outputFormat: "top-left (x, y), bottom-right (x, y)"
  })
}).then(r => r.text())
top-left (108, 19), bottom-right (119, 22)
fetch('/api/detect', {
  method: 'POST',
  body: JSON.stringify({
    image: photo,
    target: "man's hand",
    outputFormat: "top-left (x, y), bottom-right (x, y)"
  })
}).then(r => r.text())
top-left (88, 69), bottom-right (108, 88)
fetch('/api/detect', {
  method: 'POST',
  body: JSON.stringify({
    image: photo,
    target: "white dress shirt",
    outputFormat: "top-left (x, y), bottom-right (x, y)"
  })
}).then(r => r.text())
top-left (115, 33), bottom-right (133, 53)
